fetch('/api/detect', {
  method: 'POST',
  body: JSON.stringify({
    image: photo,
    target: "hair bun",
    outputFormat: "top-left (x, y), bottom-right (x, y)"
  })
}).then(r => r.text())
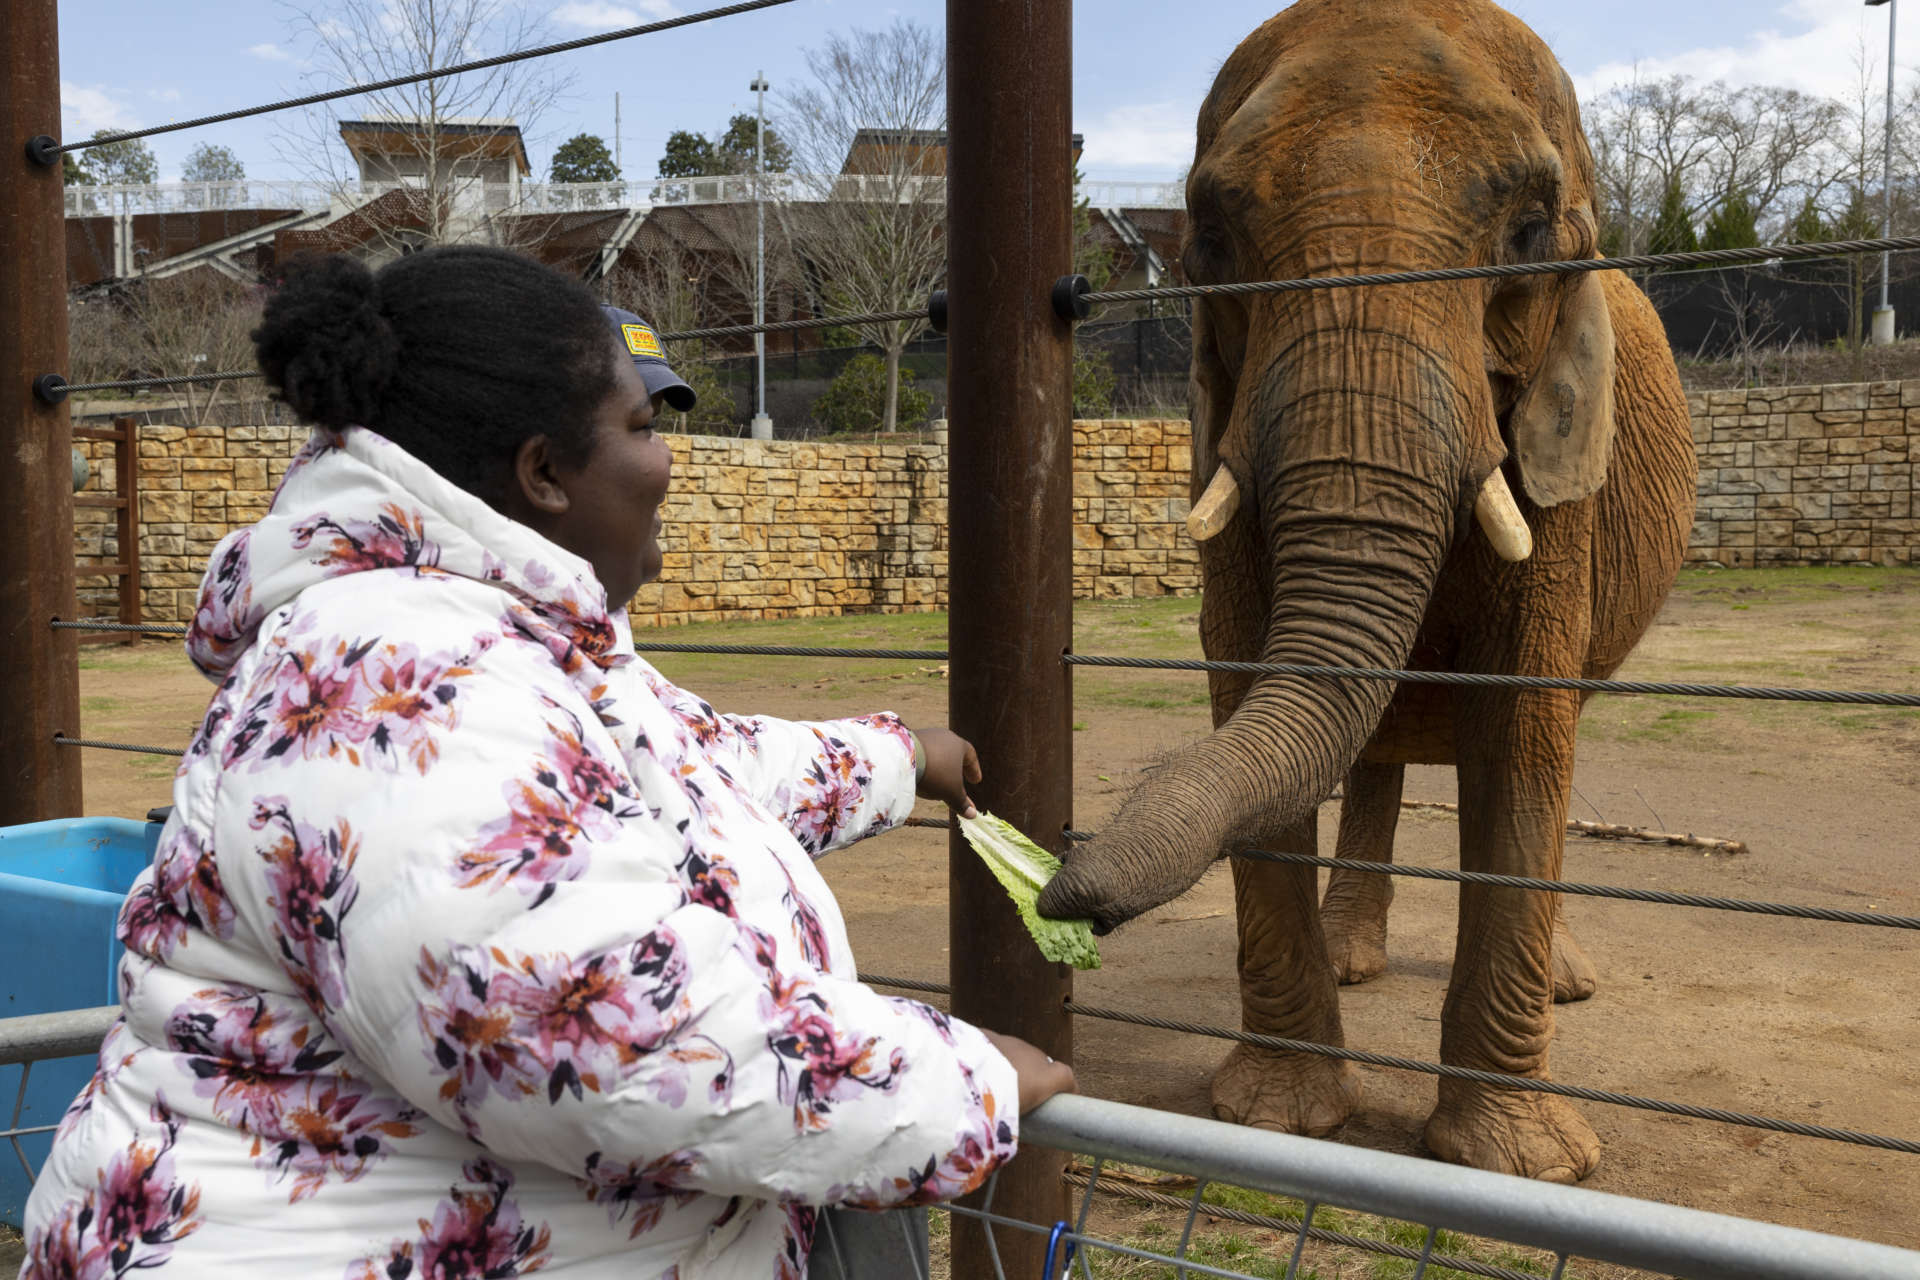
top-left (252, 253), bottom-right (401, 428)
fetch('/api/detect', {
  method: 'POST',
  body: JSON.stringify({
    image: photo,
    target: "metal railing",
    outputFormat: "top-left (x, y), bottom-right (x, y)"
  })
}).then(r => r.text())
top-left (61, 175), bottom-right (1187, 218)
top-left (4, 1006), bottom-right (1916, 1279)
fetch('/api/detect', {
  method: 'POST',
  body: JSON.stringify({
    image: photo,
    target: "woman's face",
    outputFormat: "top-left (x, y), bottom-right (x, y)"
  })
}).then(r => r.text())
top-left (550, 351), bottom-right (674, 609)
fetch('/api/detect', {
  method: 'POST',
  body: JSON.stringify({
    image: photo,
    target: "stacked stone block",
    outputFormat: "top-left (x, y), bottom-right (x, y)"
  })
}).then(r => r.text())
top-left (70, 418), bottom-right (1204, 628)
top-left (1687, 382), bottom-right (1918, 568)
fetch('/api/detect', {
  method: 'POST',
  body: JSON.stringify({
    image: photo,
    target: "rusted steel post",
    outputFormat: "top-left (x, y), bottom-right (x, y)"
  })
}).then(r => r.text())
top-left (0, 0), bottom-right (84, 822)
top-left (946, 1), bottom-right (1075, 1276)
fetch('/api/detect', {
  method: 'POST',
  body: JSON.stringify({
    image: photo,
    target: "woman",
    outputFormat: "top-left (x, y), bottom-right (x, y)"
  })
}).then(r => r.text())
top-left (23, 247), bottom-right (1073, 1279)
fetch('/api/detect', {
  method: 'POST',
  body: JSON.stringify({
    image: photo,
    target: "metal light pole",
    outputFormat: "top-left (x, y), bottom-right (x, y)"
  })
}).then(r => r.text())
top-left (749, 72), bottom-right (773, 439)
top-left (1869, 0), bottom-right (1898, 344)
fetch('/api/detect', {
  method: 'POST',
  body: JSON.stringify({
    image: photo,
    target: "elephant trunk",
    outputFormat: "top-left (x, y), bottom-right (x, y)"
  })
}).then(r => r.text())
top-left (1039, 319), bottom-right (1479, 931)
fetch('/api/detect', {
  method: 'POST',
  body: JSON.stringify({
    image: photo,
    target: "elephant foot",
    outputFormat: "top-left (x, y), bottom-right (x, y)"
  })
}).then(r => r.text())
top-left (1424, 1082), bottom-right (1600, 1184)
top-left (1320, 900), bottom-right (1389, 986)
top-left (1551, 918), bottom-right (1598, 1004)
top-left (1210, 1043), bottom-right (1362, 1138)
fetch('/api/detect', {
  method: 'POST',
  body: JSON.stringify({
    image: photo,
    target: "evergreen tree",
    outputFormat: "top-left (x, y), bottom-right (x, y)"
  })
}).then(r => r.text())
top-left (657, 129), bottom-right (718, 178)
top-left (83, 130), bottom-right (157, 185)
top-left (1647, 179), bottom-right (1698, 267)
top-left (1699, 190), bottom-right (1759, 252)
top-left (61, 153), bottom-right (91, 185)
top-left (714, 113), bottom-right (793, 173)
top-left (181, 142), bottom-right (245, 184)
top-left (1788, 197), bottom-right (1827, 245)
top-left (549, 133), bottom-right (620, 183)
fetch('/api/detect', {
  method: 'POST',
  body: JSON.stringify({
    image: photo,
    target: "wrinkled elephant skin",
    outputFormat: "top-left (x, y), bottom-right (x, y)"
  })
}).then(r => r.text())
top-left (1036, 0), bottom-right (1697, 1182)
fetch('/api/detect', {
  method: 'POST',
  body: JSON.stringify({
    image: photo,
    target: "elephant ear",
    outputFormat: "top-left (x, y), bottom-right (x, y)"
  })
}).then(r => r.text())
top-left (1509, 270), bottom-right (1617, 507)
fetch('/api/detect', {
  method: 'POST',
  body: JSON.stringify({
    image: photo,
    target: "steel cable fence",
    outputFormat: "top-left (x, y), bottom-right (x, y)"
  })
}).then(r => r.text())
top-left (5, 1007), bottom-right (1917, 1280)
top-left (854, 976), bottom-right (1920, 1159)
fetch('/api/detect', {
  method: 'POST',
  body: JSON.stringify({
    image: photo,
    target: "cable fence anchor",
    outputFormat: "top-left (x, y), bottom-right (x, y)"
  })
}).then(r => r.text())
top-left (1051, 274), bottom-right (1093, 322)
top-left (24, 135), bottom-right (60, 167)
top-left (32, 374), bottom-right (68, 406)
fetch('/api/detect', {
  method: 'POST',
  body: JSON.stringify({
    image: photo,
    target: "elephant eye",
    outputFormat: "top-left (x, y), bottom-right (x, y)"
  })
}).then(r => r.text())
top-left (1508, 213), bottom-right (1555, 262)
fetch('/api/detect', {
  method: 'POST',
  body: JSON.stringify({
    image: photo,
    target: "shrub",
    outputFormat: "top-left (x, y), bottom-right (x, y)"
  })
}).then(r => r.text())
top-left (1073, 344), bottom-right (1117, 416)
top-left (811, 352), bottom-right (932, 435)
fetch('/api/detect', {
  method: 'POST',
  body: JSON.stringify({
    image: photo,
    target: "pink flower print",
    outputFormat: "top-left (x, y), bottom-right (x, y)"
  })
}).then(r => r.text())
top-left (493, 950), bottom-right (654, 1104)
top-left (828, 1071), bottom-right (1014, 1209)
top-left (25, 1098), bottom-right (203, 1278)
top-left (167, 984), bottom-right (344, 1079)
top-left (417, 932), bottom-right (714, 1130)
top-left (291, 503), bottom-right (441, 576)
top-left (252, 800), bottom-right (360, 1010)
top-left (786, 731), bottom-right (874, 856)
top-left (54, 1021), bottom-right (137, 1146)
top-left (752, 948), bottom-right (906, 1131)
top-left (119, 826), bottom-right (232, 964)
top-left (676, 843), bottom-right (741, 918)
top-left (345, 1158), bottom-right (551, 1280)
top-left (260, 638), bottom-right (380, 765)
top-left (246, 1078), bottom-right (421, 1203)
top-left (850, 712), bottom-right (914, 756)
top-left (117, 870), bottom-right (187, 966)
top-left (185, 532), bottom-right (266, 679)
top-left (778, 1205), bottom-right (817, 1280)
top-left (578, 1149), bottom-right (701, 1240)
top-left (417, 948), bottom-right (540, 1127)
top-left (358, 638), bottom-right (489, 774)
top-left (457, 707), bottom-right (640, 905)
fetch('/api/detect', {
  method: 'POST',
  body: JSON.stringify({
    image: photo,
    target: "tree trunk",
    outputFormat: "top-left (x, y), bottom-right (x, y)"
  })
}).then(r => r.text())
top-left (883, 345), bottom-right (902, 435)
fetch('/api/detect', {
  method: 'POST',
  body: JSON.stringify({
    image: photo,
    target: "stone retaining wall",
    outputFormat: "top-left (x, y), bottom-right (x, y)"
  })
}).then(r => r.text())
top-left (1687, 382), bottom-right (1919, 567)
top-left (75, 383), bottom-right (1920, 630)
top-left (73, 419), bottom-right (1200, 627)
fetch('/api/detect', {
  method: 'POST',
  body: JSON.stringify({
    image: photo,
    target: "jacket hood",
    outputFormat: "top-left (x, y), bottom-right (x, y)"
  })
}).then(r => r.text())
top-left (187, 427), bottom-right (627, 681)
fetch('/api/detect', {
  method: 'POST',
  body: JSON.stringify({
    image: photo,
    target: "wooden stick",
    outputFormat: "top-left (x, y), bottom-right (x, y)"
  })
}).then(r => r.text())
top-left (1388, 798), bottom-right (1748, 856)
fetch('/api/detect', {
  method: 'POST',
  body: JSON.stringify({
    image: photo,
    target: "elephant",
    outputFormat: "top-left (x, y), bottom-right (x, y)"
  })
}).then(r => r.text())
top-left (1037, 0), bottom-right (1699, 1183)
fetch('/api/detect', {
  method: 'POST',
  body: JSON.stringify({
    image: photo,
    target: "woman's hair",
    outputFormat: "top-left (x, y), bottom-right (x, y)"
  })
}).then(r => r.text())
top-left (252, 246), bottom-right (619, 504)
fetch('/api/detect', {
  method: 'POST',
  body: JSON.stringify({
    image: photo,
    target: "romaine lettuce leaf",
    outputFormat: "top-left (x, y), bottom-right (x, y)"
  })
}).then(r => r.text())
top-left (957, 812), bottom-right (1101, 970)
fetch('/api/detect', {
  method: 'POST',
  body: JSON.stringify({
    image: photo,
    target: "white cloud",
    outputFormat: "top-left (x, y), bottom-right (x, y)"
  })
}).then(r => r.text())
top-left (60, 81), bottom-right (137, 138)
top-left (1077, 101), bottom-right (1199, 179)
top-left (551, 0), bottom-right (680, 31)
top-left (146, 88), bottom-right (183, 104)
top-left (248, 42), bottom-right (294, 62)
top-left (1571, 5), bottom-right (1904, 104)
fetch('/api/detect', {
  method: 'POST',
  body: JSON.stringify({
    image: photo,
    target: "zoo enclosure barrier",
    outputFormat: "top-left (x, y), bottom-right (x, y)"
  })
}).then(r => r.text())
top-left (14, 0), bottom-right (1920, 1275)
top-left (48, 623), bottom-right (1920, 1164)
top-left (5, 1007), bottom-right (1919, 1280)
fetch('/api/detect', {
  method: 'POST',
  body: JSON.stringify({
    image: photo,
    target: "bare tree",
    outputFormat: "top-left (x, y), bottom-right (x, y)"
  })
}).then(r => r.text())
top-left (605, 240), bottom-right (740, 436)
top-left (781, 20), bottom-right (947, 434)
top-left (273, 0), bottom-right (571, 255)
top-left (1698, 84), bottom-right (1847, 235)
top-left (123, 271), bottom-right (266, 426)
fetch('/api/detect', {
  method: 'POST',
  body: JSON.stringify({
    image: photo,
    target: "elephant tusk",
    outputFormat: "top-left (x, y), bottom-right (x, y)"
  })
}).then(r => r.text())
top-left (1475, 468), bottom-right (1534, 562)
top-left (1186, 466), bottom-right (1242, 541)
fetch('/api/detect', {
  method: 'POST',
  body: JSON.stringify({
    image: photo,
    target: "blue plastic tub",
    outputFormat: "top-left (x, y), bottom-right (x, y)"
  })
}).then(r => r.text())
top-left (0, 816), bottom-right (161, 1227)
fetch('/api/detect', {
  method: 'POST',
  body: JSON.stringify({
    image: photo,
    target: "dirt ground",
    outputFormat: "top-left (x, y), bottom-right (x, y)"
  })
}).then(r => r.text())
top-left (51, 567), bottom-right (1920, 1268)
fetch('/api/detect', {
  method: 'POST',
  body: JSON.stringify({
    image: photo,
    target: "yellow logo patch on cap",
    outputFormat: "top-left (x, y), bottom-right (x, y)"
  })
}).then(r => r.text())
top-left (622, 323), bottom-right (664, 359)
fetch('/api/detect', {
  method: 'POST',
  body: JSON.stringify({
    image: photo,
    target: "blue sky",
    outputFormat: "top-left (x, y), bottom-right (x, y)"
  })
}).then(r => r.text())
top-left (55, 0), bottom-right (1917, 184)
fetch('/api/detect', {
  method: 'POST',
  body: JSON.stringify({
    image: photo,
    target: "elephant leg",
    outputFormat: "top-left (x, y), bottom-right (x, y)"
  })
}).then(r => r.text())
top-left (1551, 897), bottom-right (1598, 1003)
top-left (1212, 812), bottom-right (1362, 1137)
top-left (1321, 760), bottom-right (1404, 985)
top-left (1424, 684), bottom-right (1600, 1183)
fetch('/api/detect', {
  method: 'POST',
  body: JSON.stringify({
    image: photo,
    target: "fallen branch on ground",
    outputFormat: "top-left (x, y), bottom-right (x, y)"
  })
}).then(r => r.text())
top-left (1392, 798), bottom-right (1748, 856)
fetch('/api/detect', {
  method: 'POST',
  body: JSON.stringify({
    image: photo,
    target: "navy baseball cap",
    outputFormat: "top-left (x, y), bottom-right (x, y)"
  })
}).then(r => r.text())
top-left (603, 305), bottom-right (697, 412)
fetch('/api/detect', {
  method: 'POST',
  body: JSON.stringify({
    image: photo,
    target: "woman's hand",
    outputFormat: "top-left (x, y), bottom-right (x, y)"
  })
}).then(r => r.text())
top-left (913, 726), bottom-right (981, 818)
top-left (981, 1030), bottom-right (1078, 1114)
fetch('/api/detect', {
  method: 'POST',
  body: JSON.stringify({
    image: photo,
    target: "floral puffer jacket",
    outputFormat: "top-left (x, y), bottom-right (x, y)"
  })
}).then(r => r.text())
top-left (23, 426), bottom-right (1017, 1279)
